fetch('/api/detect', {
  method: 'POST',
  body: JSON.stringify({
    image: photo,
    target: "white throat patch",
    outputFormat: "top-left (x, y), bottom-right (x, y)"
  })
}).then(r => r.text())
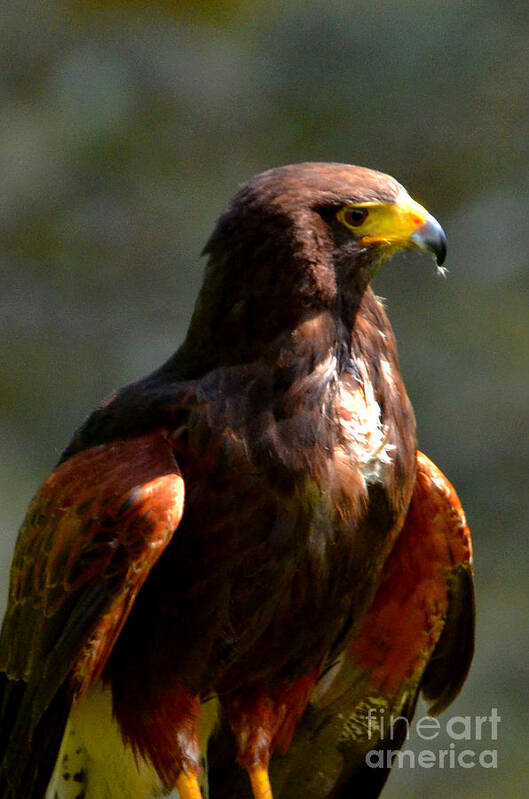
top-left (335, 358), bottom-right (395, 480)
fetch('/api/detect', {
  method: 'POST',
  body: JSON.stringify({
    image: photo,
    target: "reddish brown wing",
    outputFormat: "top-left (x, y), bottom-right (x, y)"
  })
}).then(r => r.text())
top-left (321, 451), bottom-right (475, 798)
top-left (209, 451), bottom-right (474, 799)
top-left (0, 431), bottom-right (184, 798)
top-left (339, 450), bottom-right (474, 712)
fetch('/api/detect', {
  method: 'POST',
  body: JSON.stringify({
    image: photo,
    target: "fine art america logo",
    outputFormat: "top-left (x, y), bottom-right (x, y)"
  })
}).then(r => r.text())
top-left (364, 707), bottom-right (500, 770)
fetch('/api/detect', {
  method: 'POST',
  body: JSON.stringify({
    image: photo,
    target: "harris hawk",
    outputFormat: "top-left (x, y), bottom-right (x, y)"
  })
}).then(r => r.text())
top-left (0, 163), bottom-right (474, 799)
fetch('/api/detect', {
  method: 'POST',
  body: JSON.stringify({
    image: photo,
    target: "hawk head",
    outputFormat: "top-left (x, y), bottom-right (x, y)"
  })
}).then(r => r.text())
top-left (185, 162), bottom-right (446, 365)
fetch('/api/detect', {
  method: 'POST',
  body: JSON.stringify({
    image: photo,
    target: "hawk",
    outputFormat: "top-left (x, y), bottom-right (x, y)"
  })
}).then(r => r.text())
top-left (0, 163), bottom-right (474, 799)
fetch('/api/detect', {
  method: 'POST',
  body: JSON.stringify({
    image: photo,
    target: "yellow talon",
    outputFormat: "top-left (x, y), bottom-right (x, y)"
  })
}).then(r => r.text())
top-left (248, 765), bottom-right (274, 799)
top-left (176, 769), bottom-right (203, 799)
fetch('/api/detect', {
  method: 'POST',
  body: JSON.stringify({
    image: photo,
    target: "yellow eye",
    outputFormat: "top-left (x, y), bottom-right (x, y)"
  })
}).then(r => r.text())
top-left (341, 207), bottom-right (368, 227)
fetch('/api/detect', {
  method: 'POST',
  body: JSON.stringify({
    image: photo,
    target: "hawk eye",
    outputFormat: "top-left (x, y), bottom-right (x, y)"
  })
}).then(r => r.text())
top-left (343, 207), bottom-right (368, 227)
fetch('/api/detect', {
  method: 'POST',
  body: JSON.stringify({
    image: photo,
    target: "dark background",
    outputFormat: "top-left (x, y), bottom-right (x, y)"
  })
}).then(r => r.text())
top-left (1, 2), bottom-right (528, 796)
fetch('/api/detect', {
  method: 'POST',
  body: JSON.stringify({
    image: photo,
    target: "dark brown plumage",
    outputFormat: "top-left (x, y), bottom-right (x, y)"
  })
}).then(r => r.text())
top-left (0, 163), bottom-right (471, 799)
top-left (208, 453), bottom-right (474, 798)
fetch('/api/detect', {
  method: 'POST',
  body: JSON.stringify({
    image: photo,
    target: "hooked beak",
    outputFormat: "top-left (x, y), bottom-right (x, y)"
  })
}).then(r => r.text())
top-left (410, 214), bottom-right (447, 266)
top-left (346, 195), bottom-right (448, 268)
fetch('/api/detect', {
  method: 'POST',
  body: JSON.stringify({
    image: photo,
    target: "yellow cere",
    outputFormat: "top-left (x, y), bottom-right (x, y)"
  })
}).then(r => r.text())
top-left (337, 198), bottom-right (429, 250)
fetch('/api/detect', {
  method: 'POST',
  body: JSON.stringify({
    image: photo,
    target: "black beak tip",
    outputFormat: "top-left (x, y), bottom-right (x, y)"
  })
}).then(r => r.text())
top-left (411, 216), bottom-right (447, 267)
top-left (434, 229), bottom-right (448, 266)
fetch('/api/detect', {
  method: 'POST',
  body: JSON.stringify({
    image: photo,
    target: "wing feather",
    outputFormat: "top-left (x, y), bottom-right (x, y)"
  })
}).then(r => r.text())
top-left (0, 431), bottom-right (184, 798)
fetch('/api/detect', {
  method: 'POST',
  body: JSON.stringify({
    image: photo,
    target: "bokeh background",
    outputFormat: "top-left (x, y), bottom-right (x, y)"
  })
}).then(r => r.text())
top-left (1, 2), bottom-right (528, 796)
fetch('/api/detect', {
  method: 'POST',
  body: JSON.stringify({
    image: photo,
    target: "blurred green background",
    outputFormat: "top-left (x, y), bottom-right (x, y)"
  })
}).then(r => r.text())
top-left (1, 1), bottom-right (528, 796)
